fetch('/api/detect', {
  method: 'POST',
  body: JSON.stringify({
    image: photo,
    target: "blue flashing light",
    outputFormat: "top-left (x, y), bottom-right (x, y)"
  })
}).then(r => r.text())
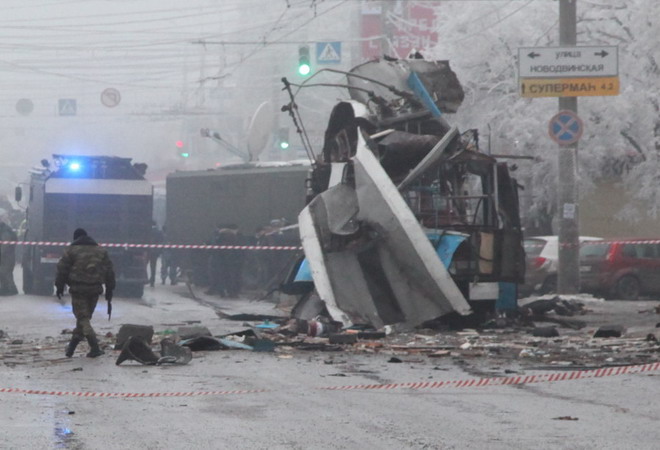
top-left (68, 162), bottom-right (82, 172)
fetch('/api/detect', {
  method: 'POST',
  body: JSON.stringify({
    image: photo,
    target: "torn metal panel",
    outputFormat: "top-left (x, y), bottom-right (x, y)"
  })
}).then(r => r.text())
top-left (375, 131), bottom-right (441, 183)
top-left (298, 196), bottom-right (355, 327)
top-left (397, 126), bottom-right (460, 190)
top-left (352, 133), bottom-right (472, 320)
top-left (298, 133), bottom-right (471, 328)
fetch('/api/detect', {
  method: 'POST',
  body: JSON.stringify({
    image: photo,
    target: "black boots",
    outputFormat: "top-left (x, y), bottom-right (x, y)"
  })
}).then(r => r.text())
top-left (66, 336), bottom-right (105, 358)
top-left (86, 335), bottom-right (105, 358)
top-left (65, 337), bottom-right (82, 357)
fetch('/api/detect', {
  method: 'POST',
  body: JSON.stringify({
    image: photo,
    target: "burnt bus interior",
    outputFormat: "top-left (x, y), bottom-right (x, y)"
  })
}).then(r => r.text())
top-left (308, 100), bottom-right (525, 299)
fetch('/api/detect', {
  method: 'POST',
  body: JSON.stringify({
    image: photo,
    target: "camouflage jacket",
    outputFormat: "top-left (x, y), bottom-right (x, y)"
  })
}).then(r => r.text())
top-left (55, 235), bottom-right (116, 293)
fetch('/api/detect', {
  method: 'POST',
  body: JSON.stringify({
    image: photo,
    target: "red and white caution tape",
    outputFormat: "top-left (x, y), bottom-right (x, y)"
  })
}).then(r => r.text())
top-left (3, 238), bottom-right (655, 251)
top-left (320, 362), bottom-right (660, 392)
top-left (526, 239), bottom-right (660, 249)
top-left (1, 362), bottom-right (657, 399)
top-left (0, 387), bottom-right (268, 398)
top-left (0, 240), bottom-right (301, 251)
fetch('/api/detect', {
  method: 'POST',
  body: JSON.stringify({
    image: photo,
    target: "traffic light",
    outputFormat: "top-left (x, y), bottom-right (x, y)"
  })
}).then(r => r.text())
top-left (298, 45), bottom-right (311, 76)
top-left (176, 140), bottom-right (189, 158)
top-left (277, 128), bottom-right (290, 150)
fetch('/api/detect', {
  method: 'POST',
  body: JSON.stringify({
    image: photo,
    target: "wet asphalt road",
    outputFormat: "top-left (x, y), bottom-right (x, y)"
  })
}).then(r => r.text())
top-left (1, 284), bottom-right (660, 450)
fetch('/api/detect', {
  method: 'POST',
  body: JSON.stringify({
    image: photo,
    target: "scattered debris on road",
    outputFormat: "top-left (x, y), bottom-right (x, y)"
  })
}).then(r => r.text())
top-left (1, 295), bottom-right (659, 370)
top-left (115, 324), bottom-right (154, 350)
top-left (593, 325), bottom-right (625, 338)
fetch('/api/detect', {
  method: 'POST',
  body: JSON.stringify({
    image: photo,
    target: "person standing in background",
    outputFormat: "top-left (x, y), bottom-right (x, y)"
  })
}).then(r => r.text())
top-left (147, 221), bottom-right (164, 287)
top-left (0, 220), bottom-right (18, 296)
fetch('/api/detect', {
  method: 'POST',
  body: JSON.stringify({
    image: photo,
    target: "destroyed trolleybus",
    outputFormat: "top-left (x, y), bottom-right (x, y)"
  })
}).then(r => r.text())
top-left (281, 58), bottom-right (525, 329)
top-left (19, 155), bottom-right (153, 298)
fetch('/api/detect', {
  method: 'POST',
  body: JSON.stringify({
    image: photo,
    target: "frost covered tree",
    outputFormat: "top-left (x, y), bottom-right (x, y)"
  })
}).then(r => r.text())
top-left (421, 0), bottom-right (660, 232)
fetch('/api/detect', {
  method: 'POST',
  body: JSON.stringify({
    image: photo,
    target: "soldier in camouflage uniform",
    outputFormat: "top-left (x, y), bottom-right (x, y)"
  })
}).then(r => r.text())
top-left (55, 228), bottom-right (115, 358)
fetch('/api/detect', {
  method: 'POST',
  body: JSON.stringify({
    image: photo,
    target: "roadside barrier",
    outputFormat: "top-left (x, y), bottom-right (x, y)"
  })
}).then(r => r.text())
top-left (1, 361), bottom-right (658, 399)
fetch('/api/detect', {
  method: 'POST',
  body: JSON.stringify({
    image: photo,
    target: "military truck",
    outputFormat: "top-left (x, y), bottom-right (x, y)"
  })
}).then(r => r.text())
top-left (18, 154), bottom-right (153, 298)
top-left (165, 161), bottom-right (309, 287)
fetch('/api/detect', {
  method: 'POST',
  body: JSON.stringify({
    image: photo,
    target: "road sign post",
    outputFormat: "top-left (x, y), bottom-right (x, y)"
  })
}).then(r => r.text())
top-left (556, 0), bottom-right (579, 295)
top-left (517, 2), bottom-right (617, 294)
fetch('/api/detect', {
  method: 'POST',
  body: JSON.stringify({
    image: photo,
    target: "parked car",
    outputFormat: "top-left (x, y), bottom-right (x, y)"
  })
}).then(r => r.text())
top-left (579, 238), bottom-right (660, 300)
top-left (521, 235), bottom-right (601, 296)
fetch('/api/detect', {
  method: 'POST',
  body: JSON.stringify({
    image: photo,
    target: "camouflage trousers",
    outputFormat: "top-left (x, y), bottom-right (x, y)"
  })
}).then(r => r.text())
top-left (70, 290), bottom-right (100, 340)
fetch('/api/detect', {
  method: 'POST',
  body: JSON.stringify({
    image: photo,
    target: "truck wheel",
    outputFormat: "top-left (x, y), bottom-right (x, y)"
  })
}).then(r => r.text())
top-left (614, 275), bottom-right (640, 300)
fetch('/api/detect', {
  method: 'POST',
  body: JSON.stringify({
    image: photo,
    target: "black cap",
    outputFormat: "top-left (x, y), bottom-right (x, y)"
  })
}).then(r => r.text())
top-left (73, 228), bottom-right (87, 241)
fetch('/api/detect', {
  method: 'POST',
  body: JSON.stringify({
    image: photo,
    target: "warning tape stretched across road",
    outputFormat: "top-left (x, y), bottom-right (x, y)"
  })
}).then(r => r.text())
top-left (0, 240), bottom-right (302, 251)
top-left (5, 238), bottom-right (657, 251)
top-left (0, 387), bottom-right (268, 398)
top-left (1, 362), bottom-right (658, 399)
top-left (319, 361), bottom-right (660, 392)
top-left (527, 239), bottom-right (660, 249)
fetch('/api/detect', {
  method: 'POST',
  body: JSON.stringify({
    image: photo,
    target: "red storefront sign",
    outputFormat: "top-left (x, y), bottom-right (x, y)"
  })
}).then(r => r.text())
top-left (360, 2), bottom-right (438, 61)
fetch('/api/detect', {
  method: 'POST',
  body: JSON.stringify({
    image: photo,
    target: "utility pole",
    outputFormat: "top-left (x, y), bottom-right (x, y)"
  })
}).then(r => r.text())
top-left (557, 0), bottom-right (580, 294)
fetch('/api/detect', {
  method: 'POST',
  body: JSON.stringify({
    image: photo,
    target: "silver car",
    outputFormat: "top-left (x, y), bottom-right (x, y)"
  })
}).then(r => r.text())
top-left (521, 235), bottom-right (601, 296)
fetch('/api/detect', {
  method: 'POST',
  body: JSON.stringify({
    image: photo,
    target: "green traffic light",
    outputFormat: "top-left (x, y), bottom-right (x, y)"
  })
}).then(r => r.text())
top-left (298, 45), bottom-right (311, 76)
top-left (180, 152), bottom-right (190, 158)
top-left (279, 141), bottom-right (290, 150)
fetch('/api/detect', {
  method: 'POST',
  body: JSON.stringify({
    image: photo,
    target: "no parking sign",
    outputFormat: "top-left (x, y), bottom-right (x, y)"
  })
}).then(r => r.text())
top-left (548, 110), bottom-right (583, 146)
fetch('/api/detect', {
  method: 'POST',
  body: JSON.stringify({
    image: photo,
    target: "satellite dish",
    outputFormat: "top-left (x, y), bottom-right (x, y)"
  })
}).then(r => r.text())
top-left (246, 101), bottom-right (274, 161)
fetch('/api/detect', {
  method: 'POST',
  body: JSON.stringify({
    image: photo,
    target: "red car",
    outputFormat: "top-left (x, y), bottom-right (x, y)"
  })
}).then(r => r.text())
top-left (579, 238), bottom-right (660, 300)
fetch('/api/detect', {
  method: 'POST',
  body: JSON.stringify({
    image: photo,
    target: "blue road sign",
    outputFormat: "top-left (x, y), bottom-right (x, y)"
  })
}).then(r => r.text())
top-left (316, 41), bottom-right (341, 64)
top-left (548, 110), bottom-right (583, 145)
top-left (58, 99), bottom-right (77, 116)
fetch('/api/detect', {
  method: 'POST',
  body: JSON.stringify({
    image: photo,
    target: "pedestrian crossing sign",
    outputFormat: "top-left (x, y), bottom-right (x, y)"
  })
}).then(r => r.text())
top-left (316, 41), bottom-right (341, 64)
top-left (58, 99), bottom-right (77, 116)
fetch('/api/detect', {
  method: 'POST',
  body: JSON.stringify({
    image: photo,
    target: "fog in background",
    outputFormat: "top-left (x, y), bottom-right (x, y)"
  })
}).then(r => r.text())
top-left (0, 0), bottom-right (363, 197)
top-left (6, 0), bottom-right (656, 232)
